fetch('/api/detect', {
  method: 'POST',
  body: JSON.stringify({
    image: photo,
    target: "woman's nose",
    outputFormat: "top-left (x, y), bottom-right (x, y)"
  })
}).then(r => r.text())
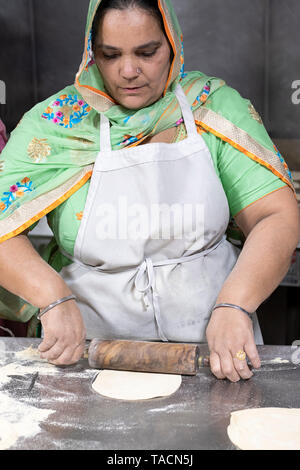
top-left (120, 57), bottom-right (139, 80)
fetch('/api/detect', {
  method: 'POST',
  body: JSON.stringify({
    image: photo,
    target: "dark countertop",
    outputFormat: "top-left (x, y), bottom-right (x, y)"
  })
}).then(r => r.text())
top-left (0, 338), bottom-right (299, 450)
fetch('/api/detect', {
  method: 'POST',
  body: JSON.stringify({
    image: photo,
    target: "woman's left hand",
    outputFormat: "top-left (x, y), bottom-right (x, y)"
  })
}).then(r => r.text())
top-left (205, 307), bottom-right (261, 382)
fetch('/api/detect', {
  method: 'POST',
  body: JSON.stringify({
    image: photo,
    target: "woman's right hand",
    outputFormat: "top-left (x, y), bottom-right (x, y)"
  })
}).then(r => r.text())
top-left (38, 299), bottom-right (86, 366)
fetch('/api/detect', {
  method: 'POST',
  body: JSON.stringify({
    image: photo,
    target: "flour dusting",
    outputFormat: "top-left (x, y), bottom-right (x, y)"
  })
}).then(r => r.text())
top-left (0, 391), bottom-right (54, 450)
top-left (0, 345), bottom-right (58, 449)
top-left (0, 346), bottom-right (59, 388)
top-left (15, 345), bottom-right (43, 361)
top-left (272, 357), bottom-right (290, 364)
top-left (0, 343), bottom-right (96, 449)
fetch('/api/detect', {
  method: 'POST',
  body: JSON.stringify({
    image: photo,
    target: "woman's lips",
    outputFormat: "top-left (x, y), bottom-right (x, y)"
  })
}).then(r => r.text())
top-left (121, 86), bottom-right (145, 94)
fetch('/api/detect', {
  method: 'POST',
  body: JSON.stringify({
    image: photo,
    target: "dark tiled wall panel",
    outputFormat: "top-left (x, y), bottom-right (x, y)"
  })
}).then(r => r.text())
top-left (33, 0), bottom-right (89, 101)
top-left (0, 0), bottom-right (299, 140)
top-left (0, 0), bottom-right (34, 128)
top-left (176, 0), bottom-right (266, 115)
top-left (269, 0), bottom-right (300, 138)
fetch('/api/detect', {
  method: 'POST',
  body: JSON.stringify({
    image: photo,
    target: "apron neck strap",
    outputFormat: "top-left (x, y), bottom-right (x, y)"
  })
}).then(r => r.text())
top-left (100, 112), bottom-right (112, 152)
top-left (174, 84), bottom-right (198, 137)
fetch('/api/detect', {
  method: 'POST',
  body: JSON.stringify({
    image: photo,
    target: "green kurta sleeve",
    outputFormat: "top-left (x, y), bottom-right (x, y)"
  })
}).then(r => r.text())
top-left (176, 119), bottom-right (288, 219)
top-left (215, 135), bottom-right (287, 218)
top-left (197, 85), bottom-right (290, 217)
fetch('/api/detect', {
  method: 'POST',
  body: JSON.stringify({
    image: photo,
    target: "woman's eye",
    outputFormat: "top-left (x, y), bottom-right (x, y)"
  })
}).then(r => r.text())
top-left (140, 51), bottom-right (156, 58)
top-left (103, 54), bottom-right (119, 60)
top-left (102, 50), bottom-right (157, 60)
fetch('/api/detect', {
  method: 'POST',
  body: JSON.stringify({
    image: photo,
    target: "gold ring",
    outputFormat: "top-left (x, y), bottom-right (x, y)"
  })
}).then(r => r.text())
top-left (235, 350), bottom-right (246, 361)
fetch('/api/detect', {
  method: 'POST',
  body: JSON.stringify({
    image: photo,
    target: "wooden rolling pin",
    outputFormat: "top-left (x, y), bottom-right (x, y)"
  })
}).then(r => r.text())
top-left (88, 339), bottom-right (210, 376)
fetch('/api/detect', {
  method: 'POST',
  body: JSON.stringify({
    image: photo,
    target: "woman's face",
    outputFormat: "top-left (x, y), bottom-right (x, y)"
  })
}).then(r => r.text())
top-left (93, 7), bottom-right (172, 110)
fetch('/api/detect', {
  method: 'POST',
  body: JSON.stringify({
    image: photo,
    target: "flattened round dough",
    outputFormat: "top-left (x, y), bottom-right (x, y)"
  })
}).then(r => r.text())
top-left (92, 369), bottom-right (182, 401)
top-left (227, 408), bottom-right (300, 450)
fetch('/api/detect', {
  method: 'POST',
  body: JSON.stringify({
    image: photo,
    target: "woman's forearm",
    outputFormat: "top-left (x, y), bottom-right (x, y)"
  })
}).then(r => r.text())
top-left (216, 213), bottom-right (300, 313)
top-left (0, 234), bottom-right (72, 308)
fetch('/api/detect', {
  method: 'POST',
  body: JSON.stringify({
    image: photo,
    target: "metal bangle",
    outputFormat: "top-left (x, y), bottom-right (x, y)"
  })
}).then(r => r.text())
top-left (37, 295), bottom-right (77, 321)
top-left (212, 303), bottom-right (254, 320)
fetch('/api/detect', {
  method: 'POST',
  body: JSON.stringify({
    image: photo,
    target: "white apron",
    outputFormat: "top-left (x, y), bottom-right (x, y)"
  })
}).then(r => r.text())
top-left (60, 84), bottom-right (263, 344)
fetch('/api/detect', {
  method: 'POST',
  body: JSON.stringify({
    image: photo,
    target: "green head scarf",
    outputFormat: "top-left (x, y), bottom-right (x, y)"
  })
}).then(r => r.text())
top-left (0, 0), bottom-right (294, 243)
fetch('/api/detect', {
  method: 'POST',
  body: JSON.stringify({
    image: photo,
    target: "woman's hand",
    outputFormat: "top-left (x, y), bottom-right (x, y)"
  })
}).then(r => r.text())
top-left (38, 299), bottom-right (86, 366)
top-left (206, 307), bottom-right (261, 382)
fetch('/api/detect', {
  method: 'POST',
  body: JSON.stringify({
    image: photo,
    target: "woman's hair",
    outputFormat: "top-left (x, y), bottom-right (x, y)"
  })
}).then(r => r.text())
top-left (91, 0), bottom-right (165, 48)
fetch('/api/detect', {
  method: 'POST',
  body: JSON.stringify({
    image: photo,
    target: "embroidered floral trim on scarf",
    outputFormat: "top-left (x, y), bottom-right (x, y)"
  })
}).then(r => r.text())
top-left (274, 144), bottom-right (292, 180)
top-left (248, 103), bottom-right (263, 124)
top-left (0, 177), bottom-right (34, 213)
top-left (42, 95), bottom-right (92, 129)
top-left (192, 84), bottom-right (211, 108)
top-left (179, 35), bottom-right (187, 80)
top-left (86, 32), bottom-right (95, 69)
top-left (27, 138), bottom-right (52, 163)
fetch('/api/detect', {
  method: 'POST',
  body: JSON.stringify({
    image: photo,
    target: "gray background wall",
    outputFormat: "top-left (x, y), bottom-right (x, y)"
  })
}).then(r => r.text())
top-left (0, 0), bottom-right (300, 152)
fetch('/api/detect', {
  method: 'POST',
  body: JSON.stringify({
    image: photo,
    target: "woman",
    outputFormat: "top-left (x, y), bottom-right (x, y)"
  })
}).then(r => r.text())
top-left (0, 0), bottom-right (299, 382)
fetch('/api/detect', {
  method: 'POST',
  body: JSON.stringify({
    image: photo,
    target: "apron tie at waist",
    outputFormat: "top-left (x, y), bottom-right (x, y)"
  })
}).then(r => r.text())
top-left (134, 258), bottom-right (154, 308)
top-left (134, 235), bottom-right (227, 342)
top-left (134, 257), bottom-right (168, 342)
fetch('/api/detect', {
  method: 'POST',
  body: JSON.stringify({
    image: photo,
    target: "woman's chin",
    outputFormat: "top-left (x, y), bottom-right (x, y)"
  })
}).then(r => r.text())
top-left (117, 97), bottom-right (149, 110)
top-left (116, 93), bottom-right (159, 110)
